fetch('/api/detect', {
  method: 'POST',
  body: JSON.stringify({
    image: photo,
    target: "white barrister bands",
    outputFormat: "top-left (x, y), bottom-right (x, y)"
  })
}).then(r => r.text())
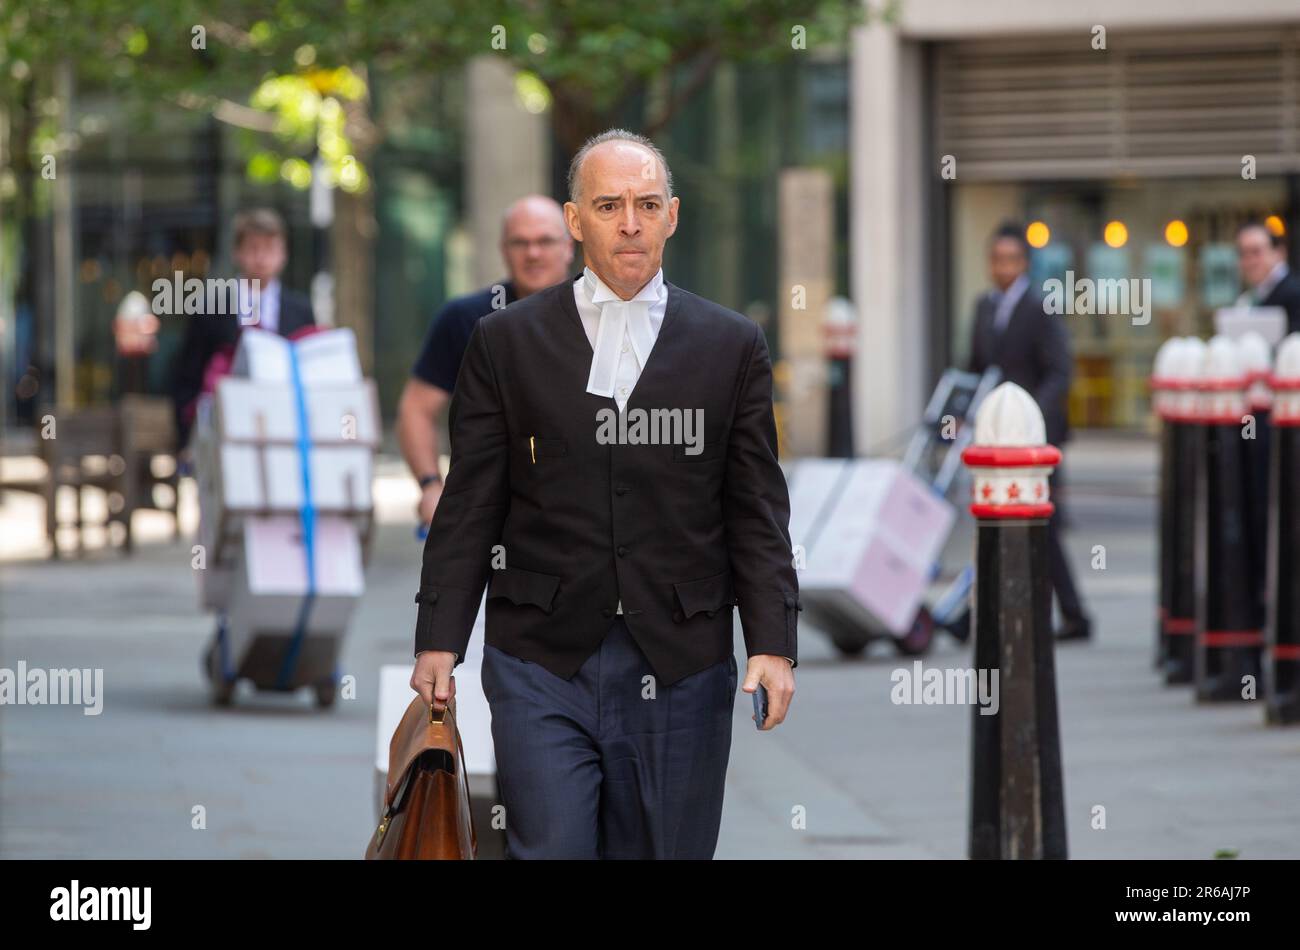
top-left (583, 267), bottom-right (660, 400)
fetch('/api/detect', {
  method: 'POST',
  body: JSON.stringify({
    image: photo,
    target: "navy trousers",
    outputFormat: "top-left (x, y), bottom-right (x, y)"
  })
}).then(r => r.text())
top-left (480, 618), bottom-right (737, 859)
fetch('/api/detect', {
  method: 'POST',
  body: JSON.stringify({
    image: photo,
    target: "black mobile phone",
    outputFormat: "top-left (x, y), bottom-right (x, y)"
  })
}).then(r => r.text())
top-left (753, 683), bottom-right (769, 729)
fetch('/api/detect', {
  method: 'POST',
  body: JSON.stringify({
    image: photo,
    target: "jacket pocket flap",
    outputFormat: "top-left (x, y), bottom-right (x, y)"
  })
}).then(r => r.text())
top-left (672, 440), bottom-right (722, 462)
top-left (487, 566), bottom-right (560, 612)
top-left (673, 570), bottom-right (736, 619)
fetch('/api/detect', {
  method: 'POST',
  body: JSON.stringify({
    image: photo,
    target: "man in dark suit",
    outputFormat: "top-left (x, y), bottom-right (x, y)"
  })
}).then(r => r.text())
top-left (410, 129), bottom-right (799, 859)
top-left (1236, 219), bottom-right (1300, 334)
top-left (169, 207), bottom-right (315, 453)
top-left (169, 208), bottom-right (315, 685)
top-left (969, 222), bottom-right (1091, 641)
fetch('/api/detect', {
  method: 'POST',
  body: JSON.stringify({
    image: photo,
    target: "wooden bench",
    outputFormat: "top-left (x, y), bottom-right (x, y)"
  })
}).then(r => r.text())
top-left (0, 399), bottom-right (179, 557)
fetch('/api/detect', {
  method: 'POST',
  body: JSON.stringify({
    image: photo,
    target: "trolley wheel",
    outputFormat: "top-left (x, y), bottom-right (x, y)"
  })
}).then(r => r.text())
top-left (830, 632), bottom-right (869, 657)
top-left (942, 604), bottom-right (971, 644)
top-left (205, 639), bottom-right (236, 705)
top-left (314, 680), bottom-right (338, 709)
top-left (893, 608), bottom-right (935, 656)
top-left (211, 677), bottom-right (236, 707)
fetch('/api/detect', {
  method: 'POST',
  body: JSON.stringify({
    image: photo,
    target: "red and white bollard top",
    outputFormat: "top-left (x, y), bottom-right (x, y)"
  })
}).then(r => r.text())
top-left (1167, 337), bottom-right (1206, 423)
top-left (1197, 335), bottom-right (1247, 425)
top-left (1150, 337), bottom-right (1187, 421)
top-left (1271, 332), bottom-right (1300, 426)
top-left (1237, 331), bottom-right (1273, 415)
top-left (961, 382), bottom-right (1061, 519)
top-left (822, 296), bottom-right (857, 360)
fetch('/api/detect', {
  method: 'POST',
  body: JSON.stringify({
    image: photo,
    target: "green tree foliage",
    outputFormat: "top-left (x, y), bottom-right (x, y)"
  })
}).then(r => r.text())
top-left (1, 0), bottom-right (864, 189)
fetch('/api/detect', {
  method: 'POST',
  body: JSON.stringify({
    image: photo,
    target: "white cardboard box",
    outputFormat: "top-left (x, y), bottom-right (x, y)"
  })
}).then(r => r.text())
top-left (216, 443), bottom-right (373, 512)
top-left (222, 514), bottom-right (365, 666)
top-left (790, 458), bottom-right (955, 636)
top-left (373, 596), bottom-right (496, 819)
top-left (232, 326), bottom-right (362, 385)
top-left (198, 375), bottom-right (376, 566)
top-left (214, 377), bottom-right (381, 447)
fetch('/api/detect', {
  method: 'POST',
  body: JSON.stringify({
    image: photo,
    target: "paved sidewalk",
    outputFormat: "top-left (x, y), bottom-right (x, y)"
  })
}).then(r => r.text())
top-left (2, 436), bottom-right (1297, 858)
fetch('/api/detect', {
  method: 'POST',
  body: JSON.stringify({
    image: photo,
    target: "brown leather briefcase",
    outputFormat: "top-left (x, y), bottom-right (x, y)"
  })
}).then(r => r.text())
top-left (365, 694), bottom-right (477, 860)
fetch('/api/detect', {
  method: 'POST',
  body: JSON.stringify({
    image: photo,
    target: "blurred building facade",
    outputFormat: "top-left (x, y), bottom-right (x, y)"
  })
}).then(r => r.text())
top-left (9, 1), bottom-right (1300, 453)
top-left (855, 0), bottom-right (1300, 449)
top-left (1, 50), bottom-right (851, 442)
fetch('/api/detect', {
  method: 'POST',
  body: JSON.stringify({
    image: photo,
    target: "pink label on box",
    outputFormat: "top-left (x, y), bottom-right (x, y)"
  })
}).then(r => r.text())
top-left (848, 536), bottom-right (928, 634)
top-left (244, 515), bottom-right (364, 596)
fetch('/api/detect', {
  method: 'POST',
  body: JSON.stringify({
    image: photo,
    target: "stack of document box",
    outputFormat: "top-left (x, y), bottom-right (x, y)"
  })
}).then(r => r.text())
top-left (787, 458), bottom-right (955, 637)
top-left (193, 327), bottom-right (378, 691)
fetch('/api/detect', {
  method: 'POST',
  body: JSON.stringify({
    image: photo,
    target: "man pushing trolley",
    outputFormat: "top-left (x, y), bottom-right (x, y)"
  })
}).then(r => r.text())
top-left (192, 325), bottom-right (379, 708)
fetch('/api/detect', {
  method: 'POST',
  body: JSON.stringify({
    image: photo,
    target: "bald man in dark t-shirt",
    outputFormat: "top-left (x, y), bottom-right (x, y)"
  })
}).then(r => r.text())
top-left (397, 196), bottom-right (574, 527)
top-left (410, 282), bottom-right (517, 393)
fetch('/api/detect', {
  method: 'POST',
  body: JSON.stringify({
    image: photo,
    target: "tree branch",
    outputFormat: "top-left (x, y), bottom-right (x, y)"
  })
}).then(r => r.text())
top-left (643, 48), bottom-right (720, 138)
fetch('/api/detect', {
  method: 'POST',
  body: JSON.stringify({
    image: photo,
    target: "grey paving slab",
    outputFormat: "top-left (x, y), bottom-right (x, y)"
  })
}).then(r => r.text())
top-left (2, 438), bottom-right (1296, 859)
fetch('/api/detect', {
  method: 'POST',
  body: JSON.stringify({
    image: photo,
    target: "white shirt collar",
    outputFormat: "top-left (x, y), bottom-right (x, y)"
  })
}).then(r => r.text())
top-left (1256, 261), bottom-right (1289, 301)
top-left (238, 276), bottom-right (280, 329)
top-left (576, 266), bottom-right (667, 400)
top-left (581, 266), bottom-right (664, 306)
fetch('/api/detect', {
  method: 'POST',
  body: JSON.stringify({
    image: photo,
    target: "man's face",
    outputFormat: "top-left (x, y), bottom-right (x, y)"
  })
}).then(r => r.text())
top-left (501, 205), bottom-right (574, 297)
top-left (564, 141), bottom-right (679, 299)
top-left (233, 232), bottom-right (287, 286)
top-left (989, 237), bottom-right (1027, 291)
top-left (1237, 227), bottom-right (1281, 288)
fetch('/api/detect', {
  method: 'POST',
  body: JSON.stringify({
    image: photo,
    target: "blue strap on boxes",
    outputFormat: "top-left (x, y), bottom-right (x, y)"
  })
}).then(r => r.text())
top-left (275, 345), bottom-right (318, 689)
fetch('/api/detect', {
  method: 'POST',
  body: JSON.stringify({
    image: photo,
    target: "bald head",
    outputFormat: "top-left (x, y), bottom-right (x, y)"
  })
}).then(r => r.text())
top-left (499, 194), bottom-right (573, 297)
top-left (567, 129), bottom-right (673, 205)
top-left (501, 195), bottom-right (565, 237)
top-left (563, 130), bottom-right (679, 300)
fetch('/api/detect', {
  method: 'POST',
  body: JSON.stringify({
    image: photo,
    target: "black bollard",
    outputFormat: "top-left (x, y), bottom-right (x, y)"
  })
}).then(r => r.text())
top-left (1266, 334), bottom-right (1300, 724)
top-left (1153, 338), bottom-right (1177, 669)
top-left (1194, 336), bottom-right (1263, 703)
top-left (1158, 337), bottom-right (1202, 685)
top-left (963, 382), bottom-right (1067, 860)
top-left (824, 298), bottom-right (856, 458)
top-left (1239, 332), bottom-right (1273, 641)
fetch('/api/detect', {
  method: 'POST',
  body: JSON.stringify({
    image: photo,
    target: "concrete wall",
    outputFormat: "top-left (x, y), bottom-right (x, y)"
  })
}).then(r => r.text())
top-left (849, 23), bottom-right (928, 452)
top-left (846, 0), bottom-right (1300, 448)
top-left (896, 0), bottom-right (1300, 37)
top-left (464, 57), bottom-right (549, 287)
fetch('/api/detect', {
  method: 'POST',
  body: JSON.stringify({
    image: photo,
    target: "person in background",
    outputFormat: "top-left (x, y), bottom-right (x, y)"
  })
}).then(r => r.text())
top-left (169, 208), bottom-right (315, 454)
top-left (168, 208), bottom-right (314, 687)
top-left (968, 221), bottom-right (1092, 642)
top-left (409, 129), bottom-right (798, 859)
top-left (397, 195), bottom-right (573, 527)
top-left (1235, 219), bottom-right (1300, 334)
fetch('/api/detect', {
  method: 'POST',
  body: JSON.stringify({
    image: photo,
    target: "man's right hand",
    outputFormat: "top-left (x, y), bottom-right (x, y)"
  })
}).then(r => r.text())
top-left (411, 650), bottom-right (457, 711)
top-left (417, 481), bottom-right (443, 527)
